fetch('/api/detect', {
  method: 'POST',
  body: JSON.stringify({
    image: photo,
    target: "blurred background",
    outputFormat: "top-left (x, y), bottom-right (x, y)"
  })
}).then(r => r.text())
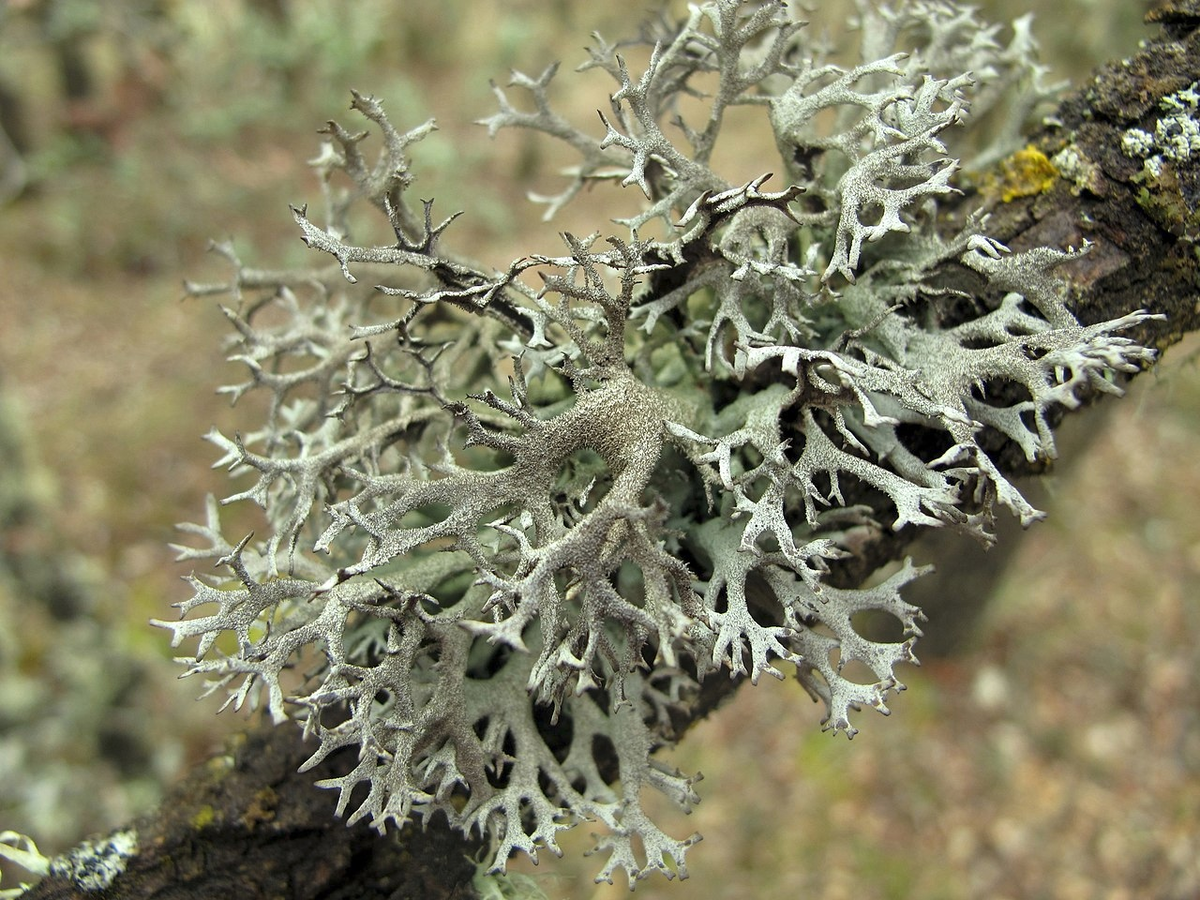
top-left (0, 1), bottom-right (1196, 897)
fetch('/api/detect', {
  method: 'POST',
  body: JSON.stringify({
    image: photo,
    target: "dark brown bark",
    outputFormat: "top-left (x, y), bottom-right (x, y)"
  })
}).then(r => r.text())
top-left (21, 5), bottom-right (1200, 898)
top-left (22, 726), bottom-right (482, 900)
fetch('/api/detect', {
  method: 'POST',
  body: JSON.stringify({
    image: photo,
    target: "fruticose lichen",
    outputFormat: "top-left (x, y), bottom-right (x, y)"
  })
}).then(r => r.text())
top-left (157, 0), bottom-right (1159, 885)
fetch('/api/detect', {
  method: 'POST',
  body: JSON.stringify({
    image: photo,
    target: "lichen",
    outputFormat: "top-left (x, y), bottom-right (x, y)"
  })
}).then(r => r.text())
top-left (989, 145), bottom-right (1059, 202)
top-left (1120, 81), bottom-right (1200, 169)
top-left (47, 829), bottom-right (137, 893)
top-left (1051, 144), bottom-right (1104, 194)
top-left (157, 0), bottom-right (1159, 886)
top-left (190, 804), bottom-right (216, 830)
top-left (0, 831), bottom-right (51, 899)
top-left (1121, 81), bottom-right (1200, 239)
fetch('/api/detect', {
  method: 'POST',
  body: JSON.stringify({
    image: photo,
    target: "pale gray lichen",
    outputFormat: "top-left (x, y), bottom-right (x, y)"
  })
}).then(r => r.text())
top-left (158, 0), bottom-right (1159, 886)
top-left (1122, 80), bottom-right (1200, 173)
top-left (0, 831), bottom-right (51, 899)
top-left (47, 829), bottom-right (137, 893)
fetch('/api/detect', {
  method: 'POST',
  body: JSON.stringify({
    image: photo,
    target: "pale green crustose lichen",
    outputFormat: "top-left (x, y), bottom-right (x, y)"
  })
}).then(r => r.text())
top-left (1122, 80), bottom-right (1200, 172)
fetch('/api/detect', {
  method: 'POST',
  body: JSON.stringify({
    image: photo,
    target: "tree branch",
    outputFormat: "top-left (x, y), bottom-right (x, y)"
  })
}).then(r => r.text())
top-left (20, 726), bottom-right (482, 900)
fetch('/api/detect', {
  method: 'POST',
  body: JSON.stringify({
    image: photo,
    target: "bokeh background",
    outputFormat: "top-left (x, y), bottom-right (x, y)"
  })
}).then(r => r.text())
top-left (1, 1), bottom-right (1196, 898)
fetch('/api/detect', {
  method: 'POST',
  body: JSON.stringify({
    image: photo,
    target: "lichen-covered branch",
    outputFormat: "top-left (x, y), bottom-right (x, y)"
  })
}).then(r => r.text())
top-left (16, 726), bottom-right (483, 900)
top-left (19, 2), bottom-right (1197, 898)
top-left (147, 0), bottom-right (1184, 887)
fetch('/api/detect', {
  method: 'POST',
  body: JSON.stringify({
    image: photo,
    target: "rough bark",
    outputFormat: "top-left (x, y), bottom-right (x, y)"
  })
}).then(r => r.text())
top-left (21, 5), bottom-right (1200, 898)
top-left (21, 727), bottom-right (482, 900)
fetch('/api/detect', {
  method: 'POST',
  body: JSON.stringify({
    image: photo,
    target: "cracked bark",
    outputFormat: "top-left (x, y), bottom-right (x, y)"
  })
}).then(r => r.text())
top-left (20, 5), bottom-right (1200, 898)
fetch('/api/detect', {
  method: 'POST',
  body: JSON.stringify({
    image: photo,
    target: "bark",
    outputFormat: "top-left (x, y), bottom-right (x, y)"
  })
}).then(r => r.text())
top-left (22, 727), bottom-right (482, 900)
top-left (21, 5), bottom-right (1200, 898)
